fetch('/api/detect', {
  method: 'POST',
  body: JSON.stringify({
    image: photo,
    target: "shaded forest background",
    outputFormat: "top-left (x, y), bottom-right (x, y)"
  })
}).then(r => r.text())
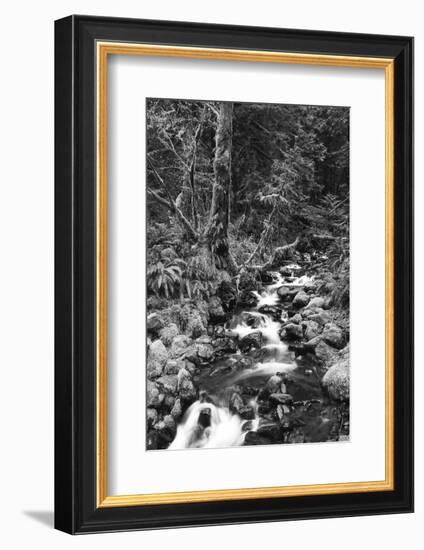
top-left (146, 98), bottom-right (349, 305)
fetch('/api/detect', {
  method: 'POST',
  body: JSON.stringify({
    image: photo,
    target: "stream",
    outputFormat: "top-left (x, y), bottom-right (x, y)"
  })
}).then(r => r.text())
top-left (168, 270), bottom-right (347, 450)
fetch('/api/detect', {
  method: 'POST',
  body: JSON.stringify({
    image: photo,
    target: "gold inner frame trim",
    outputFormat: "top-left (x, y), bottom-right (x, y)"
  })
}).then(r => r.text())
top-left (96, 42), bottom-right (395, 508)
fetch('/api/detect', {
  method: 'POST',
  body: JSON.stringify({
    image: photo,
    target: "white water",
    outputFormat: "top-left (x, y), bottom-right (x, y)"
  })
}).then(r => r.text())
top-left (168, 271), bottom-right (306, 450)
top-left (231, 311), bottom-right (282, 346)
top-left (169, 401), bottom-right (245, 449)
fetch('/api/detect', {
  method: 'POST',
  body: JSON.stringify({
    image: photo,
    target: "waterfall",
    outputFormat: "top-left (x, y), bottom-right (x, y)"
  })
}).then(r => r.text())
top-left (169, 401), bottom-right (245, 450)
top-left (167, 269), bottom-right (310, 450)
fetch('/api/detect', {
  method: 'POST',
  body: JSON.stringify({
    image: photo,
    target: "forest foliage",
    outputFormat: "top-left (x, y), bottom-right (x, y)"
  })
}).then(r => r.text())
top-left (146, 98), bottom-right (349, 304)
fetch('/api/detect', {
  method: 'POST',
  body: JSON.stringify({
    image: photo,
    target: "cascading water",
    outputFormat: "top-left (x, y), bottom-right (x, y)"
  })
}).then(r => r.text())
top-left (169, 401), bottom-right (245, 449)
top-left (168, 270), bottom-right (317, 450)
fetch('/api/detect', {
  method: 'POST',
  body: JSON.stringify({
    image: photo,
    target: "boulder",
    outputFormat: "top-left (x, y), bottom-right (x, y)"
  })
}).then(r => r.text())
top-left (196, 343), bottom-right (214, 361)
top-left (163, 358), bottom-right (185, 375)
top-left (239, 271), bottom-right (258, 291)
top-left (256, 423), bottom-right (283, 443)
top-left (292, 290), bottom-right (310, 308)
top-left (156, 374), bottom-right (179, 395)
top-left (303, 320), bottom-right (321, 341)
top-left (239, 406), bottom-right (256, 420)
top-left (237, 290), bottom-right (258, 308)
top-left (260, 272), bottom-right (275, 284)
top-left (288, 313), bottom-right (302, 324)
top-left (147, 339), bottom-right (168, 378)
top-left (169, 334), bottom-right (192, 358)
top-left (239, 331), bottom-right (263, 352)
top-left (216, 281), bottom-right (237, 312)
top-left (147, 312), bottom-right (164, 333)
top-left (322, 357), bottom-right (350, 401)
top-left (146, 380), bottom-right (164, 408)
top-left (269, 393), bottom-right (294, 405)
top-left (282, 323), bottom-right (303, 340)
top-left (258, 305), bottom-right (281, 319)
top-left (244, 431), bottom-right (272, 446)
top-left (162, 414), bottom-right (177, 434)
top-left (229, 392), bottom-right (244, 414)
top-left (170, 398), bottom-right (183, 420)
top-left (159, 323), bottom-right (179, 346)
top-left (306, 296), bottom-right (325, 309)
top-left (277, 286), bottom-right (298, 301)
top-left (308, 309), bottom-right (332, 326)
top-left (198, 407), bottom-right (212, 428)
top-left (212, 336), bottom-right (238, 357)
top-left (208, 295), bottom-right (227, 324)
top-left (266, 373), bottom-right (283, 393)
top-left (185, 311), bottom-right (206, 339)
top-left (322, 323), bottom-right (345, 349)
top-left (315, 339), bottom-right (340, 366)
top-left (178, 377), bottom-right (197, 402)
top-left (146, 407), bottom-right (158, 428)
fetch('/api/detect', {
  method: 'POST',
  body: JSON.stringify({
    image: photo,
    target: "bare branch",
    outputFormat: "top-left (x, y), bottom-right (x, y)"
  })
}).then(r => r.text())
top-left (147, 158), bottom-right (198, 240)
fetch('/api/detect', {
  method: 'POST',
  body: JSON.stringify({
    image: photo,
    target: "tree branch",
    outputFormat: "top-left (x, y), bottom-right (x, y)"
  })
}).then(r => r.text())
top-left (147, 158), bottom-right (198, 240)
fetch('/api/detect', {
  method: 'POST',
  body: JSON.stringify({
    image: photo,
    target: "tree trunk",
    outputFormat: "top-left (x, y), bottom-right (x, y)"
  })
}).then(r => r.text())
top-left (203, 102), bottom-right (235, 272)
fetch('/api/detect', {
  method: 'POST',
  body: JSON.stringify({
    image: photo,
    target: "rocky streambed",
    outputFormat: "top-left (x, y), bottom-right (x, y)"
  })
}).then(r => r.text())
top-left (146, 264), bottom-right (350, 451)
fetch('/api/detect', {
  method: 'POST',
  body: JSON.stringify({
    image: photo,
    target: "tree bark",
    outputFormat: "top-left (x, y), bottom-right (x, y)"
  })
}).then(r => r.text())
top-left (203, 102), bottom-right (234, 271)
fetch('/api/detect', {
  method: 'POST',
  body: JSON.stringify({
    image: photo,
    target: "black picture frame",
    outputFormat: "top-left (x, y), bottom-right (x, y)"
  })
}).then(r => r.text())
top-left (55, 15), bottom-right (414, 534)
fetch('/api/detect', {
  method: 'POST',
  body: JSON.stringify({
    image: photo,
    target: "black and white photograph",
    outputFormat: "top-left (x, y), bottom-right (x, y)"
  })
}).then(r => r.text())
top-left (146, 98), bottom-right (350, 451)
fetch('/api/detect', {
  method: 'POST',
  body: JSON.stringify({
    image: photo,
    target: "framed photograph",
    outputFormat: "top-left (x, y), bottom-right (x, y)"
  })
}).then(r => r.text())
top-left (54, 15), bottom-right (413, 534)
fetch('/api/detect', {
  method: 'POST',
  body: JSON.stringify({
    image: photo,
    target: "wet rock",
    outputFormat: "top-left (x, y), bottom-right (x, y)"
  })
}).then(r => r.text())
top-left (260, 272), bottom-right (275, 284)
top-left (315, 340), bottom-right (340, 366)
top-left (170, 334), bottom-right (192, 358)
top-left (244, 431), bottom-right (272, 446)
top-left (308, 309), bottom-right (332, 326)
top-left (303, 320), bottom-right (321, 341)
top-left (147, 312), bottom-right (165, 334)
top-left (234, 312), bottom-right (262, 329)
top-left (239, 271), bottom-right (258, 291)
top-left (164, 358), bottom-right (185, 375)
top-left (257, 423), bottom-right (283, 443)
top-left (208, 295), bottom-right (227, 324)
top-left (147, 339), bottom-right (168, 378)
top-left (146, 407), bottom-right (158, 428)
top-left (229, 392), bottom-right (244, 414)
top-left (216, 281), bottom-right (237, 312)
top-left (277, 286), bottom-right (298, 301)
top-left (159, 323), bottom-right (179, 346)
top-left (304, 280), bottom-right (318, 292)
top-left (258, 305), bottom-right (281, 319)
top-left (156, 374), bottom-right (178, 395)
top-left (239, 405), bottom-right (256, 420)
top-left (323, 296), bottom-right (333, 310)
top-left (178, 377), bottom-right (197, 402)
top-left (266, 374), bottom-right (283, 393)
top-left (198, 407), bottom-right (212, 428)
top-left (193, 342), bottom-right (214, 362)
top-left (186, 311), bottom-right (206, 339)
top-left (146, 380), bottom-right (164, 408)
top-left (322, 323), bottom-right (344, 349)
top-left (212, 336), bottom-right (238, 357)
top-left (288, 313), bottom-right (302, 324)
top-left (269, 393), bottom-right (294, 406)
top-left (322, 357), bottom-right (350, 401)
top-left (237, 290), bottom-right (258, 308)
top-left (170, 398), bottom-right (183, 420)
top-left (306, 296), bottom-right (325, 309)
top-left (146, 430), bottom-right (160, 450)
top-left (239, 331), bottom-right (263, 352)
top-left (163, 394), bottom-right (175, 411)
top-left (282, 323), bottom-right (303, 340)
top-left (163, 414), bottom-right (177, 435)
top-left (293, 290), bottom-right (310, 308)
